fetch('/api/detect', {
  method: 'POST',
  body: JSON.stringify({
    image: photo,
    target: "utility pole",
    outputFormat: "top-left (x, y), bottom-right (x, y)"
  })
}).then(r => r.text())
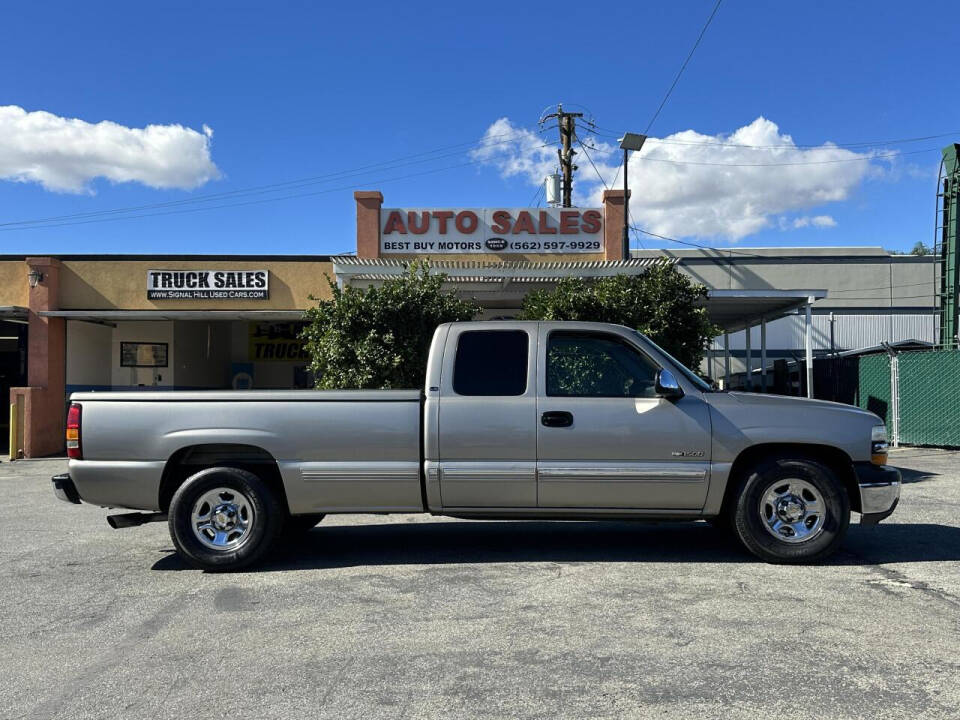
top-left (541, 104), bottom-right (583, 207)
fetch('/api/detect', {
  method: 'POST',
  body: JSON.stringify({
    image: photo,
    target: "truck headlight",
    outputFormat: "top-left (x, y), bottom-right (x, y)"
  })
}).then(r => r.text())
top-left (871, 425), bottom-right (888, 466)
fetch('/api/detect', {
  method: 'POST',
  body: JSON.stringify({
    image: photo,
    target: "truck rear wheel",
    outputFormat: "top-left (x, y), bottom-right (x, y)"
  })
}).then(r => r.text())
top-left (168, 467), bottom-right (284, 571)
top-left (731, 456), bottom-right (850, 564)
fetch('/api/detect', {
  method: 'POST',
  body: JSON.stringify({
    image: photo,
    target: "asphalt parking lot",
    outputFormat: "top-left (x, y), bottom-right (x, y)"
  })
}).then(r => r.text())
top-left (1, 450), bottom-right (959, 720)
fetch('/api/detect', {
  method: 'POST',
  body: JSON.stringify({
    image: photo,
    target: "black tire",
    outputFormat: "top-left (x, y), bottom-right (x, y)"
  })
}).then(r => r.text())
top-left (731, 455), bottom-right (850, 564)
top-left (168, 467), bottom-right (284, 571)
top-left (284, 513), bottom-right (326, 536)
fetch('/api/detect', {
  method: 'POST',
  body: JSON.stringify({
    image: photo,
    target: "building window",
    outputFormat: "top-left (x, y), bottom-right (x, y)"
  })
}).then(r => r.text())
top-left (120, 342), bottom-right (169, 368)
top-left (453, 330), bottom-right (528, 396)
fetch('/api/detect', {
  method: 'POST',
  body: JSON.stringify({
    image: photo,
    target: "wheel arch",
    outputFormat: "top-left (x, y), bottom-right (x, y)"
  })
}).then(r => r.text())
top-left (720, 442), bottom-right (861, 517)
top-left (158, 443), bottom-right (290, 514)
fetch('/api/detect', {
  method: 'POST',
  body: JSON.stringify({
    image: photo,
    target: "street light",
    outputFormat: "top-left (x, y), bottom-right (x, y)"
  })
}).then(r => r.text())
top-left (618, 132), bottom-right (647, 260)
top-left (27, 269), bottom-right (43, 288)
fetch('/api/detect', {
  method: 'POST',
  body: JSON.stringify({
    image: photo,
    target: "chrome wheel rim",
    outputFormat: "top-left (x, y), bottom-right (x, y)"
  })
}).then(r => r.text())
top-left (191, 487), bottom-right (255, 551)
top-left (758, 478), bottom-right (826, 544)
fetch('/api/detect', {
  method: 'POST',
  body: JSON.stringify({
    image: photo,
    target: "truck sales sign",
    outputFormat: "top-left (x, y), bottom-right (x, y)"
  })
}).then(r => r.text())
top-left (147, 270), bottom-right (269, 300)
top-left (380, 208), bottom-right (604, 254)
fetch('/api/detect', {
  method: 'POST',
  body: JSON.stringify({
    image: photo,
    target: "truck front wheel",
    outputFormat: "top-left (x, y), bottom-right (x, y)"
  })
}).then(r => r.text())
top-left (168, 467), bottom-right (284, 571)
top-left (731, 456), bottom-right (850, 564)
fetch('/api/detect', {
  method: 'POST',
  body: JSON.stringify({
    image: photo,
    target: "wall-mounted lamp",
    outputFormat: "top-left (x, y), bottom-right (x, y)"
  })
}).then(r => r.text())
top-left (27, 269), bottom-right (44, 288)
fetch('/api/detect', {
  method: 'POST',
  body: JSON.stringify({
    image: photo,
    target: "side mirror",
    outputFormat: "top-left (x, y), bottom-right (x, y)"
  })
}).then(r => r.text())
top-left (655, 368), bottom-right (684, 399)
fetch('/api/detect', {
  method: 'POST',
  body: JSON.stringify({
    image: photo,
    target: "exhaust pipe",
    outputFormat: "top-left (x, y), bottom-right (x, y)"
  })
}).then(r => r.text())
top-left (107, 512), bottom-right (167, 529)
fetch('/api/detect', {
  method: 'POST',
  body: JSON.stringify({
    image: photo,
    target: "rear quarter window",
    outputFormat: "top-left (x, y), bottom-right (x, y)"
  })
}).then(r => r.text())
top-left (453, 330), bottom-right (529, 396)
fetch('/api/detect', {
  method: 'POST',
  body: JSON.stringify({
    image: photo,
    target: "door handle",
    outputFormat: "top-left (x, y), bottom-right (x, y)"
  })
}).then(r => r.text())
top-left (541, 411), bottom-right (573, 428)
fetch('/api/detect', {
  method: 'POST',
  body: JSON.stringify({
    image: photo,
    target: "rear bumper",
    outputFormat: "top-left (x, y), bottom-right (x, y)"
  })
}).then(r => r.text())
top-left (51, 474), bottom-right (81, 504)
top-left (67, 459), bottom-right (165, 510)
top-left (854, 462), bottom-right (901, 525)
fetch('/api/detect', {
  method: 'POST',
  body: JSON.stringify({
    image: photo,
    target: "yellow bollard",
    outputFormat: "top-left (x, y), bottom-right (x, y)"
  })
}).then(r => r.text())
top-left (9, 403), bottom-right (16, 462)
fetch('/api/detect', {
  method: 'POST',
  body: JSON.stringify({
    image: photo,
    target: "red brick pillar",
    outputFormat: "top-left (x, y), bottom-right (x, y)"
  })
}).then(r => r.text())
top-left (354, 191), bottom-right (383, 258)
top-left (602, 189), bottom-right (631, 261)
top-left (10, 257), bottom-right (65, 457)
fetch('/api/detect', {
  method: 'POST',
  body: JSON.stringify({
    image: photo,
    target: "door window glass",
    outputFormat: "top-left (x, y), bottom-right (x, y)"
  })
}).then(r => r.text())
top-left (547, 332), bottom-right (658, 398)
top-left (453, 330), bottom-right (529, 396)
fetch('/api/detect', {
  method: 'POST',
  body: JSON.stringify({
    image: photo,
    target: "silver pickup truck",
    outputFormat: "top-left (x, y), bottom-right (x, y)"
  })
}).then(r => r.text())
top-left (53, 321), bottom-right (900, 570)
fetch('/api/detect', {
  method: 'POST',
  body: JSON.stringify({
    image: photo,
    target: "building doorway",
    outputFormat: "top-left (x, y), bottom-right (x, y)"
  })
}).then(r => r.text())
top-left (0, 319), bottom-right (28, 456)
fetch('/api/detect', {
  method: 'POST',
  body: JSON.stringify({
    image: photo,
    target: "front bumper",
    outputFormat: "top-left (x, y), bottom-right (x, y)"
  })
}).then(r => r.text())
top-left (52, 473), bottom-right (81, 504)
top-left (853, 462), bottom-right (901, 525)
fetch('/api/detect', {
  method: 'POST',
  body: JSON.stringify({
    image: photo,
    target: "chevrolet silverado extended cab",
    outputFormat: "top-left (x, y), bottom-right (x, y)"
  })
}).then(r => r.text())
top-left (53, 321), bottom-right (900, 570)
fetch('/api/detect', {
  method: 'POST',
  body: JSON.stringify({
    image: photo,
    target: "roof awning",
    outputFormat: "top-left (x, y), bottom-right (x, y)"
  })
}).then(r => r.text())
top-left (706, 290), bottom-right (827, 332)
top-left (39, 310), bottom-right (306, 322)
top-left (0, 306), bottom-right (29, 322)
top-left (332, 256), bottom-right (675, 282)
top-left (332, 257), bottom-right (680, 309)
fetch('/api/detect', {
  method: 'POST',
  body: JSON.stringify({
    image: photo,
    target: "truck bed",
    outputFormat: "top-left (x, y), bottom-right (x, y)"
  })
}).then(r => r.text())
top-left (68, 389), bottom-right (424, 513)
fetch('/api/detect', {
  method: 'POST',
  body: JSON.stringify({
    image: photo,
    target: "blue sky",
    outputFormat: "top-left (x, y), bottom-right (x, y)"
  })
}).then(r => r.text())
top-left (1, 0), bottom-right (956, 256)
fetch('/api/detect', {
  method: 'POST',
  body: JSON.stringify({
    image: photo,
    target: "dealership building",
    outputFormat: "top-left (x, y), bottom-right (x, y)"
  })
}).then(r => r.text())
top-left (1, 189), bottom-right (938, 457)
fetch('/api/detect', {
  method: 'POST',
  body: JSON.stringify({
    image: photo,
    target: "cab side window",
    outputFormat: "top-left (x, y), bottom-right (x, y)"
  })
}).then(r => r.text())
top-left (453, 330), bottom-right (529, 396)
top-left (546, 332), bottom-right (658, 398)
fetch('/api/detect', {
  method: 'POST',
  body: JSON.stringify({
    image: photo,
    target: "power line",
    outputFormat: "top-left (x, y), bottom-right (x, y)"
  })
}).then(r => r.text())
top-left (587, 128), bottom-right (959, 151)
top-left (0, 150), bottom-right (546, 232)
top-left (576, 137), bottom-right (609, 190)
top-left (580, 143), bottom-right (936, 171)
top-left (527, 181), bottom-right (545, 207)
top-left (0, 130), bottom-right (532, 230)
top-left (644, 0), bottom-right (723, 135)
top-left (579, 137), bottom-right (648, 250)
top-left (610, 157), bottom-right (625, 191)
top-left (627, 209), bottom-right (646, 250)
top-left (646, 131), bottom-right (958, 150)
top-left (633, 147), bottom-right (935, 167)
top-left (828, 279), bottom-right (938, 293)
top-left (822, 294), bottom-right (938, 301)
top-left (630, 226), bottom-right (781, 257)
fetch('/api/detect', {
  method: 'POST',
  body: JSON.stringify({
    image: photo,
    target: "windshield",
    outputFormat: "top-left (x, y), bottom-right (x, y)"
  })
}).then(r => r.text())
top-left (633, 331), bottom-right (715, 393)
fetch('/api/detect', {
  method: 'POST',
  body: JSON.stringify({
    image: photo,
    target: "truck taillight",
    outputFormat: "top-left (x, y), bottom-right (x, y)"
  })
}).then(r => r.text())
top-left (66, 403), bottom-right (82, 460)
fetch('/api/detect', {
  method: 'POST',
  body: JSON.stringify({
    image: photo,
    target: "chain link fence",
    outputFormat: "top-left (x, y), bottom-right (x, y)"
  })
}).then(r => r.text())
top-left (897, 350), bottom-right (960, 446)
top-left (813, 348), bottom-right (960, 448)
top-left (856, 353), bottom-right (892, 428)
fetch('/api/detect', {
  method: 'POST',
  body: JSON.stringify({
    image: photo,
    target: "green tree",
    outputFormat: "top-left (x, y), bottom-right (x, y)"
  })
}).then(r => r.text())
top-left (300, 260), bottom-right (479, 389)
top-left (519, 263), bottom-right (719, 369)
top-left (889, 242), bottom-right (933, 256)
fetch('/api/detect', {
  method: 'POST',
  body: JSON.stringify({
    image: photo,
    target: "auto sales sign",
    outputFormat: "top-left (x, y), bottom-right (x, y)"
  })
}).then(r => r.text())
top-left (147, 270), bottom-right (269, 300)
top-left (380, 208), bottom-right (604, 254)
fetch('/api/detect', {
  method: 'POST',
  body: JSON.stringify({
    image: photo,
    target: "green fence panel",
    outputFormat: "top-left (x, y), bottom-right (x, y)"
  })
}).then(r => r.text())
top-left (856, 354), bottom-right (891, 426)
top-left (898, 350), bottom-right (960, 447)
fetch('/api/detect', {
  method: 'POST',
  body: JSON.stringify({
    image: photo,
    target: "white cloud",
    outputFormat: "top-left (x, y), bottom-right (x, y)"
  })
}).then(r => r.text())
top-left (0, 105), bottom-right (220, 194)
top-left (789, 214), bottom-right (837, 229)
top-left (472, 116), bottom-right (882, 241)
